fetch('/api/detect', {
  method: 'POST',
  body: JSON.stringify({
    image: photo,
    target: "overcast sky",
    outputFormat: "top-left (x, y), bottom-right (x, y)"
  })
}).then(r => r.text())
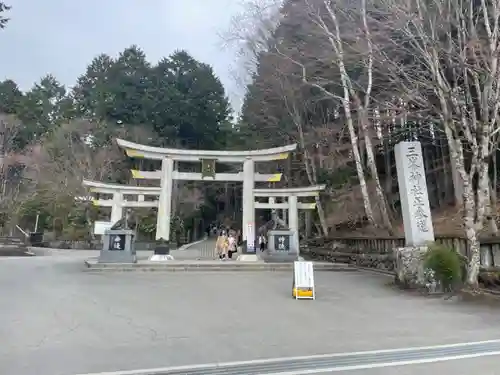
top-left (0, 0), bottom-right (247, 112)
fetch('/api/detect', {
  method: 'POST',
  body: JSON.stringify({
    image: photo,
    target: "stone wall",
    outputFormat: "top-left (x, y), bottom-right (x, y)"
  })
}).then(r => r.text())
top-left (303, 236), bottom-right (500, 270)
top-left (302, 239), bottom-right (395, 271)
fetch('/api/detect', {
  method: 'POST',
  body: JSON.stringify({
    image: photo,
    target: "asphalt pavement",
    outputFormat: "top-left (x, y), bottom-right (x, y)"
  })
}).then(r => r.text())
top-left (1, 246), bottom-right (500, 375)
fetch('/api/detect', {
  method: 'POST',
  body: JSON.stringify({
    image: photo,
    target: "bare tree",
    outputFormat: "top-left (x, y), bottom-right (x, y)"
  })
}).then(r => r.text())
top-left (222, 0), bottom-right (283, 90)
top-left (366, 0), bottom-right (500, 286)
top-left (224, 0), bottom-right (334, 235)
top-left (274, 0), bottom-right (396, 230)
top-left (278, 76), bottom-right (330, 235)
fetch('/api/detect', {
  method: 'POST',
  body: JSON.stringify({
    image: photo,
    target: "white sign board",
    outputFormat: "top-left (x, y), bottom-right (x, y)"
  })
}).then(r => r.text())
top-left (94, 221), bottom-right (113, 235)
top-left (293, 261), bottom-right (315, 300)
top-left (246, 223), bottom-right (255, 251)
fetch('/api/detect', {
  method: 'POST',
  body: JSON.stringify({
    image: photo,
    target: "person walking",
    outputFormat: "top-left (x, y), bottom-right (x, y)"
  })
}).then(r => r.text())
top-left (216, 232), bottom-right (229, 260)
top-left (258, 233), bottom-right (267, 252)
top-left (227, 234), bottom-right (237, 259)
top-left (215, 232), bottom-right (224, 259)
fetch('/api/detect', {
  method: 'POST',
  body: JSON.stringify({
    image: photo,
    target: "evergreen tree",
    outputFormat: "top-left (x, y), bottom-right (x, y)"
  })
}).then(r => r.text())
top-left (16, 75), bottom-right (69, 147)
top-left (151, 50), bottom-right (232, 149)
top-left (0, 80), bottom-right (22, 114)
top-left (73, 53), bottom-right (116, 120)
top-left (107, 45), bottom-right (152, 126)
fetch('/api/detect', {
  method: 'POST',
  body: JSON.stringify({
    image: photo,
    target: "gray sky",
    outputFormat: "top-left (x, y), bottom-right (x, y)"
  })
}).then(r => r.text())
top-left (0, 0), bottom-right (246, 112)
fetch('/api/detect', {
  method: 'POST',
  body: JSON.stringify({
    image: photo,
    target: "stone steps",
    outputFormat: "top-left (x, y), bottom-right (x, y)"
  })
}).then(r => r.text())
top-left (83, 260), bottom-right (356, 272)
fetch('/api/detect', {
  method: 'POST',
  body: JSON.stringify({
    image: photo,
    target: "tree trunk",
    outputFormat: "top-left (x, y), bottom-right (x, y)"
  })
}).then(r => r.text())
top-left (455, 138), bottom-right (480, 287)
top-left (456, 165), bottom-right (481, 289)
top-left (465, 218), bottom-right (480, 288)
top-left (490, 151), bottom-right (498, 234)
top-left (487, 185), bottom-right (498, 234)
top-left (302, 147), bottom-right (329, 236)
top-left (335, 66), bottom-right (374, 224)
top-left (286, 102), bottom-right (329, 236)
top-left (347, 118), bottom-right (375, 225)
top-left (384, 138), bottom-right (393, 210)
top-left (358, 109), bottom-right (393, 232)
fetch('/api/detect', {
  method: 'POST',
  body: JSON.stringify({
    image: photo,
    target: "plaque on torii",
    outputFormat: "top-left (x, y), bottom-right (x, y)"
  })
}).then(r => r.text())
top-left (201, 158), bottom-right (216, 179)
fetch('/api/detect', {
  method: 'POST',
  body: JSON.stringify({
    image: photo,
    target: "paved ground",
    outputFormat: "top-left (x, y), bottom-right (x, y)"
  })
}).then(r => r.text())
top-left (344, 356), bottom-right (500, 375)
top-left (2, 243), bottom-right (500, 375)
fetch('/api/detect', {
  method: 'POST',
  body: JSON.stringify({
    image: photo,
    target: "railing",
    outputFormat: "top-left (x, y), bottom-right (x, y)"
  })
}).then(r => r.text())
top-left (302, 235), bottom-right (500, 271)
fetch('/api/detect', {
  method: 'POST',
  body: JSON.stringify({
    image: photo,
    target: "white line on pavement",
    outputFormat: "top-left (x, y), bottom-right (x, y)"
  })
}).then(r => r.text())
top-left (72, 339), bottom-right (500, 375)
top-left (264, 351), bottom-right (500, 374)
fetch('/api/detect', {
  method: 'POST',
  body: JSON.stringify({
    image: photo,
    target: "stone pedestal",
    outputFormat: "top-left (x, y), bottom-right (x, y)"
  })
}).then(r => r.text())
top-left (98, 229), bottom-right (136, 263)
top-left (261, 230), bottom-right (299, 263)
top-left (394, 246), bottom-right (428, 288)
top-left (151, 240), bottom-right (174, 261)
top-left (150, 254), bottom-right (175, 261)
top-left (154, 241), bottom-right (170, 254)
top-left (236, 254), bottom-right (259, 262)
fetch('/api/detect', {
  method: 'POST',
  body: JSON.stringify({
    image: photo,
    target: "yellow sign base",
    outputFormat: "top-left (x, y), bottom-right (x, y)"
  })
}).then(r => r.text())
top-left (292, 287), bottom-right (314, 298)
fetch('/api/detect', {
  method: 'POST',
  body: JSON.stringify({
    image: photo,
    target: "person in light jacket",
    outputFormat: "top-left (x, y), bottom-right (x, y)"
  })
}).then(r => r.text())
top-left (216, 232), bottom-right (229, 260)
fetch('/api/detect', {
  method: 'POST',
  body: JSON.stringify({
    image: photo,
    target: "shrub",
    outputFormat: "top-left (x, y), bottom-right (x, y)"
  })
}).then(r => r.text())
top-left (423, 244), bottom-right (463, 292)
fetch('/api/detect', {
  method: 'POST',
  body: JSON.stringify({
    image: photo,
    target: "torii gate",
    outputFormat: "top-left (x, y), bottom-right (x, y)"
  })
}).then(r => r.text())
top-left (82, 180), bottom-right (325, 260)
top-left (115, 138), bottom-right (297, 253)
top-left (81, 176), bottom-right (291, 231)
top-left (253, 185), bottom-right (326, 252)
top-left (82, 180), bottom-right (160, 233)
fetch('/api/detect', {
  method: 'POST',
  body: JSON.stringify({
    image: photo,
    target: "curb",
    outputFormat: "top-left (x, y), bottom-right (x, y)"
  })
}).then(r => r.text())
top-left (83, 261), bottom-right (357, 273)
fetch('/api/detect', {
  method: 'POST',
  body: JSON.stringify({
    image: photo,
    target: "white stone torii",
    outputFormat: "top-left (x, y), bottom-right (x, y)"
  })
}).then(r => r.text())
top-left (82, 180), bottom-right (325, 261)
top-left (83, 180), bottom-right (160, 224)
top-left (130, 169), bottom-right (282, 182)
top-left (253, 185), bottom-right (326, 251)
top-left (82, 180), bottom-right (322, 227)
top-left (82, 177), bottom-right (292, 229)
top-left (116, 138), bottom-right (297, 250)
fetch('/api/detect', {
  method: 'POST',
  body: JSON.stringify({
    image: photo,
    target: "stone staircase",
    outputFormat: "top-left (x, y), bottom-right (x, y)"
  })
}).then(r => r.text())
top-left (170, 238), bottom-right (218, 260)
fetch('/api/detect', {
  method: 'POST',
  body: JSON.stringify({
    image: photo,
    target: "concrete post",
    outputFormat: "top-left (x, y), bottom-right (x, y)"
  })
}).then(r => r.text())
top-left (288, 195), bottom-right (299, 253)
top-left (156, 157), bottom-right (174, 243)
top-left (110, 192), bottom-right (123, 224)
top-left (242, 158), bottom-right (255, 251)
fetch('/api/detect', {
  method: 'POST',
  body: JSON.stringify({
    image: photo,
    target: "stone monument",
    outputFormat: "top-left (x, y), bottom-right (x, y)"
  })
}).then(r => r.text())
top-left (263, 229), bottom-right (298, 263)
top-left (98, 212), bottom-right (137, 264)
top-left (394, 141), bottom-right (435, 287)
